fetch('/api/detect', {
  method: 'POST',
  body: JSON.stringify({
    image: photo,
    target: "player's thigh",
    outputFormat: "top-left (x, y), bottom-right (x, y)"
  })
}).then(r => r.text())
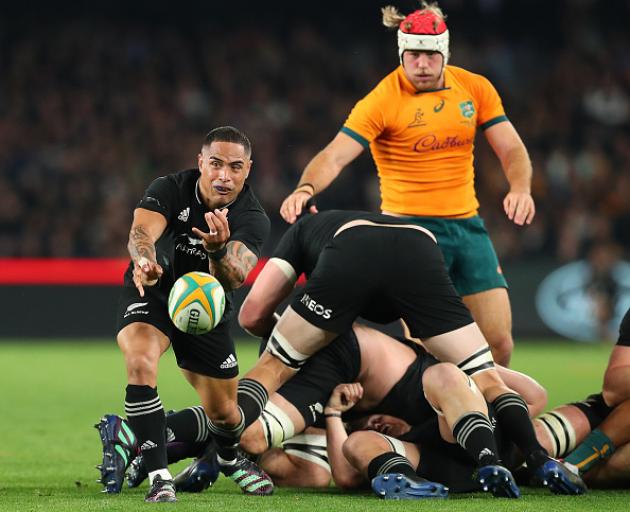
top-left (273, 306), bottom-right (338, 359)
top-left (462, 288), bottom-right (512, 343)
top-left (422, 322), bottom-right (489, 368)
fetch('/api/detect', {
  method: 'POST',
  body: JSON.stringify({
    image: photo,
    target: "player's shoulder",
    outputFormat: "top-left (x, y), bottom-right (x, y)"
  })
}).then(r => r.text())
top-left (233, 184), bottom-right (268, 216)
top-left (151, 168), bottom-right (197, 190)
top-left (446, 65), bottom-right (494, 91)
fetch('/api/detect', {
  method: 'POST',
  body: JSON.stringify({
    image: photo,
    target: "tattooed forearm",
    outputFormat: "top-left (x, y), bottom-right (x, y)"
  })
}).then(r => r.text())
top-left (210, 241), bottom-right (258, 291)
top-left (128, 225), bottom-right (157, 263)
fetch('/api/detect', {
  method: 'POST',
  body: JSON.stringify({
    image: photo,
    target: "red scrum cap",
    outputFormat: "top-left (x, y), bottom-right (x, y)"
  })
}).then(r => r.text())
top-left (397, 8), bottom-right (450, 64)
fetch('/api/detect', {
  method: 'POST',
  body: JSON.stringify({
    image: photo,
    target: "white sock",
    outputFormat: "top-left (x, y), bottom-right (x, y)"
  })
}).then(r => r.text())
top-left (217, 455), bottom-right (236, 466)
top-left (148, 468), bottom-right (173, 484)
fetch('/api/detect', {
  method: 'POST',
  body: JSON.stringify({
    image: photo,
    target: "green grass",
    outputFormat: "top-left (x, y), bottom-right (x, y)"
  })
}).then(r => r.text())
top-left (0, 338), bottom-right (627, 511)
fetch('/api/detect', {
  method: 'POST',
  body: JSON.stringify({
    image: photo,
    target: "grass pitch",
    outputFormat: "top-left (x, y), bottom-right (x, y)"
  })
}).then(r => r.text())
top-left (0, 338), bottom-right (628, 511)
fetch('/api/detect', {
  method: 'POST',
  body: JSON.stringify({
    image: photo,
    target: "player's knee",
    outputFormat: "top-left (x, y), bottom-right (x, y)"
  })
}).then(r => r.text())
top-left (487, 334), bottom-right (513, 367)
top-left (123, 352), bottom-right (159, 383)
top-left (423, 363), bottom-right (462, 397)
top-left (204, 400), bottom-right (239, 425)
top-left (240, 423), bottom-right (267, 455)
top-left (342, 431), bottom-right (380, 465)
top-left (342, 431), bottom-right (367, 462)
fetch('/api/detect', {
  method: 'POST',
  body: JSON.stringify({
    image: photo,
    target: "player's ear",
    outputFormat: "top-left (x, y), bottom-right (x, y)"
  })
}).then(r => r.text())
top-left (197, 152), bottom-right (203, 169)
top-left (245, 160), bottom-right (252, 179)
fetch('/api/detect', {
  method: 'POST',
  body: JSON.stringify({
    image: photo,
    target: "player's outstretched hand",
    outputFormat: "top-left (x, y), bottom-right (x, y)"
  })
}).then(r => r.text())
top-left (280, 190), bottom-right (318, 224)
top-left (133, 257), bottom-right (163, 297)
top-left (192, 208), bottom-right (231, 253)
top-left (326, 382), bottom-right (363, 414)
top-left (503, 191), bottom-right (535, 226)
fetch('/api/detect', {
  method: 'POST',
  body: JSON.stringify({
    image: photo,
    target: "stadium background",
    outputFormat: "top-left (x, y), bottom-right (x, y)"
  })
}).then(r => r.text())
top-left (1, 1), bottom-right (629, 510)
top-left (1, 0), bottom-right (629, 340)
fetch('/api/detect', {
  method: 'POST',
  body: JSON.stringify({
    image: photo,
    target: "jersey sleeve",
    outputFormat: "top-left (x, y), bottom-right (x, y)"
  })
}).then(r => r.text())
top-left (341, 90), bottom-right (387, 148)
top-left (472, 74), bottom-right (508, 131)
top-left (271, 222), bottom-right (304, 275)
top-left (229, 209), bottom-right (270, 259)
top-left (136, 176), bottom-right (179, 223)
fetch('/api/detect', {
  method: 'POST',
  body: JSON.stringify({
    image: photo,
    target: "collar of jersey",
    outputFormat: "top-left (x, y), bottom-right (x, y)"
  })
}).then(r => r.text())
top-left (397, 65), bottom-right (451, 95)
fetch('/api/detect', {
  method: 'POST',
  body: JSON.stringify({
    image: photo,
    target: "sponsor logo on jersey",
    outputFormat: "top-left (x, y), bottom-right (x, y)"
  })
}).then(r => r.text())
top-left (178, 207), bottom-right (190, 222)
top-left (299, 293), bottom-right (332, 319)
top-left (413, 134), bottom-right (474, 153)
top-left (220, 354), bottom-right (238, 369)
top-left (408, 108), bottom-right (427, 127)
top-left (187, 236), bottom-right (204, 245)
top-left (124, 302), bottom-right (149, 318)
top-left (434, 99), bottom-right (445, 112)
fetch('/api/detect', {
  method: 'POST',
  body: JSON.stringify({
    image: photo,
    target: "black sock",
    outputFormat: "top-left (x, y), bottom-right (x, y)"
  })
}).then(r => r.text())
top-left (208, 408), bottom-right (245, 465)
top-left (367, 452), bottom-right (417, 481)
top-left (125, 384), bottom-right (167, 473)
top-left (237, 378), bottom-right (269, 429)
top-left (165, 406), bottom-right (210, 443)
top-left (452, 412), bottom-right (500, 467)
top-left (492, 393), bottom-right (548, 469)
top-left (166, 441), bottom-right (207, 464)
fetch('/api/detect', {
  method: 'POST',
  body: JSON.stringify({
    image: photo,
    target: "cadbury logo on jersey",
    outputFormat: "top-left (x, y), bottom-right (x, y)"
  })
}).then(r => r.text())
top-left (413, 134), bottom-right (474, 153)
top-left (299, 293), bottom-right (332, 319)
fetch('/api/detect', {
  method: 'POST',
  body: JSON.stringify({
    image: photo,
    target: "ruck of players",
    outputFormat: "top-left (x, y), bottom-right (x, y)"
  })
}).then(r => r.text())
top-left (94, 2), bottom-right (630, 504)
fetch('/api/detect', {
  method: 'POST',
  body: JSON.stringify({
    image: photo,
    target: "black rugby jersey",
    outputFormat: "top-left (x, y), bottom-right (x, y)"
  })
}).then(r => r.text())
top-left (123, 168), bottom-right (270, 322)
top-left (272, 210), bottom-right (432, 278)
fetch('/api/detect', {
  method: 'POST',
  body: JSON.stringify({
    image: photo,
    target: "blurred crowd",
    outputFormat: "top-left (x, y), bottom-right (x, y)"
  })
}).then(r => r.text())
top-left (0, 0), bottom-right (628, 261)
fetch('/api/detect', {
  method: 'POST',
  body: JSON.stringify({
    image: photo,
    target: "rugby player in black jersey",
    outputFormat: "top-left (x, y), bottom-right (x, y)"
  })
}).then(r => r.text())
top-left (233, 209), bottom-right (586, 496)
top-left (95, 127), bottom-right (271, 502)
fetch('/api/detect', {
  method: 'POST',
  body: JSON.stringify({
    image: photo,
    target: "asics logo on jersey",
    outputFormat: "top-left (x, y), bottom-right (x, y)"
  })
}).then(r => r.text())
top-left (299, 294), bottom-right (332, 319)
top-left (220, 354), bottom-right (237, 369)
top-left (434, 99), bottom-right (445, 112)
top-left (178, 207), bottom-right (190, 222)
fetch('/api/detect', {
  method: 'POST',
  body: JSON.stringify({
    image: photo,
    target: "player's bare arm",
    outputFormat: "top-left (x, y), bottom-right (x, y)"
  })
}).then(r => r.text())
top-left (280, 132), bottom-right (365, 224)
top-left (239, 258), bottom-right (298, 337)
top-left (209, 240), bottom-right (258, 291)
top-left (485, 121), bottom-right (535, 226)
top-left (325, 383), bottom-right (365, 489)
top-left (128, 208), bottom-right (167, 296)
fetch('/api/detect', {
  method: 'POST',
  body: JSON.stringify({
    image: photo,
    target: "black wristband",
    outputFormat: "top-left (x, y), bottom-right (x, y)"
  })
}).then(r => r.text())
top-left (295, 182), bottom-right (315, 195)
top-left (325, 412), bottom-right (342, 418)
top-left (208, 244), bottom-right (227, 260)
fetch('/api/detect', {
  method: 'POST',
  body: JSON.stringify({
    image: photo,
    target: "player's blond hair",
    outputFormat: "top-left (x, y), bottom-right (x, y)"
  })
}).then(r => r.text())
top-left (382, 2), bottom-right (447, 29)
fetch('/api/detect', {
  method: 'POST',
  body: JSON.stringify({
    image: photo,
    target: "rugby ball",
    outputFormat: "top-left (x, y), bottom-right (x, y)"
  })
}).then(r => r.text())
top-left (168, 272), bottom-right (226, 335)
